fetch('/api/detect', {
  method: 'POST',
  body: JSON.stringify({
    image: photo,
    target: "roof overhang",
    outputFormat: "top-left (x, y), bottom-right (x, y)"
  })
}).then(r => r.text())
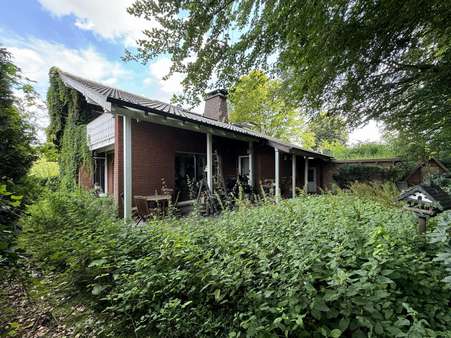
top-left (113, 103), bottom-right (257, 143)
top-left (268, 140), bottom-right (332, 160)
top-left (59, 71), bottom-right (112, 112)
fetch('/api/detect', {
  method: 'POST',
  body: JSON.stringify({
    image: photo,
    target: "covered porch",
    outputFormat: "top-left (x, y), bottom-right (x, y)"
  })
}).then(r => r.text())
top-left (86, 112), bottom-right (330, 220)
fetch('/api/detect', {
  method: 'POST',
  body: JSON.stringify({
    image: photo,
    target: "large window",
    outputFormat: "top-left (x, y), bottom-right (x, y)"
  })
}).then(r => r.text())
top-left (175, 152), bottom-right (206, 201)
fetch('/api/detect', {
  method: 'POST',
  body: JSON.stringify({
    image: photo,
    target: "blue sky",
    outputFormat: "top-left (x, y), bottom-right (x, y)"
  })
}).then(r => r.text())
top-left (0, 0), bottom-right (381, 143)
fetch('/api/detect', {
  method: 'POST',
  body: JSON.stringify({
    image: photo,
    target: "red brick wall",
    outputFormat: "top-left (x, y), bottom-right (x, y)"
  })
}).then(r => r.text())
top-left (255, 143), bottom-right (275, 184)
top-left (214, 136), bottom-right (248, 178)
top-left (131, 121), bottom-right (206, 198)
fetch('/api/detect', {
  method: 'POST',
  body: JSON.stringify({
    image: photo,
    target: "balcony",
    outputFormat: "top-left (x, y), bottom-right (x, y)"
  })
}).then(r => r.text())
top-left (86, 113), bottom-right (115, 150)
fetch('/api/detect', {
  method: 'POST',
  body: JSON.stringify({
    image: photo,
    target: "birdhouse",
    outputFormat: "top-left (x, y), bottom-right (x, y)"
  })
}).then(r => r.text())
top-left (398, 184), bottom-right (451, 233)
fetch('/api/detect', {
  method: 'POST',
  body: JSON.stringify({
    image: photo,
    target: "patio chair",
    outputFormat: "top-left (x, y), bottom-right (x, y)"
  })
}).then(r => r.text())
top-left (134, 196), bottom-right (157, 225)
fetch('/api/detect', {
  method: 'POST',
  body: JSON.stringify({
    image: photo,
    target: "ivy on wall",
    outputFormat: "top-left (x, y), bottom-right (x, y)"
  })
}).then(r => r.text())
top-left (47, 67), bottom-right (93, 190)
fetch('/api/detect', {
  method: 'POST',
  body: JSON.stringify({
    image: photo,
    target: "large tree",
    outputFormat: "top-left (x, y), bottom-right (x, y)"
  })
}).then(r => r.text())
top-left (228, 70), bottom-right (313, 147)
top-left (307, 112), bottom-right (348, 151)
top-left (0, 48), bottom-right (36, 182)
top-left (127, 0), bottom-right (450, 156)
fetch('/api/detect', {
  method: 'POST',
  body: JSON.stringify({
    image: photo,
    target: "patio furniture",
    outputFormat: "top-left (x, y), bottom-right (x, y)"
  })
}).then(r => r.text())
top-left (144, 194), bottom-right (172, 216)
top-left (134, 196), bottom-right (157, 225)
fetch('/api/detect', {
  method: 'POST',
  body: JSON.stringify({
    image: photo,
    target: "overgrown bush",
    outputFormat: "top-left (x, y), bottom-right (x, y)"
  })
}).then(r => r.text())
top-left (20, 191), bottom-right (451, 337)
top-left (347, 182), bottom-right (400, 208)
top-left (333, 164), bottom-right (407, 188)
top-left (429, 211), bottom-right (451, 286)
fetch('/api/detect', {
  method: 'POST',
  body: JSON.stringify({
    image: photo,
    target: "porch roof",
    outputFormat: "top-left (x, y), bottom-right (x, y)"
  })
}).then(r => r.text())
top-left (58, 69), bottom-right (331, 160)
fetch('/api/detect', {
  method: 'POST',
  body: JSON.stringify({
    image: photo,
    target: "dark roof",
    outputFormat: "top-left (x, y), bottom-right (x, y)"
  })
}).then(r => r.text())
top-left (58, 70), bottom-right (331, 159)
top-left (333, 157), bottom-right (402, 164)
top-left (406, 158), bottom-right (450, 180)
top-left (399, 184), bottom-right (451, 210)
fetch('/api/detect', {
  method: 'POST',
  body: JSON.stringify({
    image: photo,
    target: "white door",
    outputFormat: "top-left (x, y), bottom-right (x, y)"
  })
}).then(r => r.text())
top-left (307, 167), bottom-right (317, 193)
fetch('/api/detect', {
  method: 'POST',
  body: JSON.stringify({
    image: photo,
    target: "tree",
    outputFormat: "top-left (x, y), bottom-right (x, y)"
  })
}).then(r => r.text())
top-left (0, 47), bottom-right (36, 271)
top-left (228, 70), bottom-right (314, 147)
top-left (330, 142), bottom-right (397, 160)
top-left (0, 48), bottom-right (36, 182)
top-left (307, 112), bottom-right (348, 151)
top-left (127, 0), bottom-right (450, 156)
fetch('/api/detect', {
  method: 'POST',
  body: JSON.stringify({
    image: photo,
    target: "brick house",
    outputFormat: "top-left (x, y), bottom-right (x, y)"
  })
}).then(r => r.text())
top-left (57, 70), bottom-right (332, 219)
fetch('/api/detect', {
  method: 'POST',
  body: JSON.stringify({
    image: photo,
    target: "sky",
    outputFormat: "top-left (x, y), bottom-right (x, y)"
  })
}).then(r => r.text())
top-left (1, 0), bottom-right (382, 144)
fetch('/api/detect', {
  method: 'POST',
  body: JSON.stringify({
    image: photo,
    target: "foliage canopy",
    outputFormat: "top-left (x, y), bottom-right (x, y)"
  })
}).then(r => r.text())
top-left (127, 0), bottom-right (450, 157)
top-left (0, 48), bottom-right (36, 182)
top-left (229, 70), bottom-right (312, 146)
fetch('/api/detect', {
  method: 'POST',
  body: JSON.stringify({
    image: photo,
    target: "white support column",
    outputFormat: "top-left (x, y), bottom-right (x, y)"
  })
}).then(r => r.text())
top-left (206, 132), bottom-right (213, 191)
top-left (274, 148), bottom-right (280, 199)
top-left (248, 141), bottom-right (254, 187)
top-left (304, 156), bottom-right (309, 193)
top-left (292, 154), bottom-right (296, 198)
top-left (123, 115), bottom-right (132, 220)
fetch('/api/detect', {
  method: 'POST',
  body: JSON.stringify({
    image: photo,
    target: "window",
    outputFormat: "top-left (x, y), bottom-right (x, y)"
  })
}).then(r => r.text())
top-left (175, 153), bottom-right (207, 201)
top-left (94, 156), bottom-right (106, 193)
top-left (239, 156), bottom-right (250, 177)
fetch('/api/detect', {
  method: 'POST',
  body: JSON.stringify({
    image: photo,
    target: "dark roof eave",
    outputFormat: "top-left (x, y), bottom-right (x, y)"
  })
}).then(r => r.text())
top-left (267, 140), bottom-right (332, 160)
top-left (107, 97), bottom-right (262, 140)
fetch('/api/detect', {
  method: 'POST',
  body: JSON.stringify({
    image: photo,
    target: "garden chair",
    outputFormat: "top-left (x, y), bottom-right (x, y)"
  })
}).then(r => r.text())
top-left (134, 196), bottom-right (157, 225)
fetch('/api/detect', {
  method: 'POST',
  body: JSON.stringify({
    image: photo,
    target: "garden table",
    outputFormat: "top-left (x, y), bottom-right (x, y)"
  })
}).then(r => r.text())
top-left (144, 194), bottom-right (172, 216)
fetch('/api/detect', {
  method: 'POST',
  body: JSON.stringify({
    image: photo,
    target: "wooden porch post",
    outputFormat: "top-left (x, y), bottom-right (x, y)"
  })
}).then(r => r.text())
top-left (206, 132), bottom-right (213, 191)
top-left (304, 156), bottom-right (309, 193)
top-left (249, 141), bottom-right (254, 187)
top-left (292, 154), bottom-right (296, 198)
top-left (123, 115), bottom-right (132, 220)
top-left (275, 148), bottom-right (280, 199)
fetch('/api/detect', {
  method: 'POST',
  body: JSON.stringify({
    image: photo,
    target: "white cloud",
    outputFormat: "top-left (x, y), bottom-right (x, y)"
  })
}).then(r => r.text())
top-left (37, 0), bottom-right (155, 46)
top-left (6, 37), bottom-right (129, 92)
top-left (148, 58), bottom-right (185, 96)
top-left (4, 36), bottom-right (131, 141)
top-left (145, 56), bottom-right (206, 114)
top-left (349, 120), bottom-right (383, 145)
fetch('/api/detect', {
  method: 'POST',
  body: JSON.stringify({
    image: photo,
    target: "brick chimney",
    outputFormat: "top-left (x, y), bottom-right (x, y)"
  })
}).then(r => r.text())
top-left (203, 89), bottom-right (228, 123)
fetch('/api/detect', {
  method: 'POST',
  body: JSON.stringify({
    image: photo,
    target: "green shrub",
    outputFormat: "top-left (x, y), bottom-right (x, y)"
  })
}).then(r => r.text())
top-left (347, 182), bottom-right (401, 208)
top-left (333, 164), bottom-right (407, 188)
top-left (429, 211), bottom-right (451, 286)
top-left (20, 189), bottom-right (117, 276)
top-left (20, 191), bottom-right (451, 337)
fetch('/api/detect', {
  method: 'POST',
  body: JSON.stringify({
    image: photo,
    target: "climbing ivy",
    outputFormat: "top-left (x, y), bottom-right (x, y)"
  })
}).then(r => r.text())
top-left (47, 67), bottom-right (93, 189)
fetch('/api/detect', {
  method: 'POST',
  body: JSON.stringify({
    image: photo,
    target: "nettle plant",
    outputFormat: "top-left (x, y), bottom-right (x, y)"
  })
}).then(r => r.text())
top-left (20, 190), bottom-right (451, 337)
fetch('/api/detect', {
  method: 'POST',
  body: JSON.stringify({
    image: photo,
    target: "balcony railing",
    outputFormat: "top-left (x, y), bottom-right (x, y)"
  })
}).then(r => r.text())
top-left (86, 113), bottom-right (115, 150)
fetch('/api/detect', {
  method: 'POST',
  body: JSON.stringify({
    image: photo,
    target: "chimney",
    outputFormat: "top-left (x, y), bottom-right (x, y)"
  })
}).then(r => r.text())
top-left (203, 89), bottom-right (228, 123)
